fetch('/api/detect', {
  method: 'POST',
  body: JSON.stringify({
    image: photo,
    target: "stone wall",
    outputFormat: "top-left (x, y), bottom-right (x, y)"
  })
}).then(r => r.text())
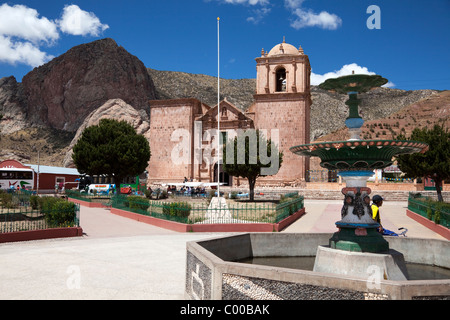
top-left (253, 94), bottom-right (310, 185)
top-left (147, 99), bottom-right (199, 184)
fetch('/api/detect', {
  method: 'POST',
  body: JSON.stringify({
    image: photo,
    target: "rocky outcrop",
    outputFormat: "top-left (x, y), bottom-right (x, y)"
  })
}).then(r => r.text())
top-left (0, 76), bottom-right (27, 134)
top-left (22, 38), bottom-right (157, 132)
top-left (63, 98), bottom-right (150, 167)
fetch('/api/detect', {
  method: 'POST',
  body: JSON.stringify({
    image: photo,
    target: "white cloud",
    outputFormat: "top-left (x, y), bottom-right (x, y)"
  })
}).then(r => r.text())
top-left (0, 4), bottom-right (58, 67)
top-left (247, 7), bottom-right (271, 24)
top-left (0, 4), bottom-right (108, 68)
top-left (291, 8), bottom-right (342, 30)
top-left (223, 0), bottom-right (269, 5)
top-left (0, 35), bottom-right (54, 67)
top-left (284, 0), bottom-right (304, 10)
top-left (383, 81), bottom-right (396, 88)
top-left (59, 5), bottom-right (109, 37)
top-left (0, 4), bottom-right (59, 44)
top-left (284, 0), bottom-right (342, 30)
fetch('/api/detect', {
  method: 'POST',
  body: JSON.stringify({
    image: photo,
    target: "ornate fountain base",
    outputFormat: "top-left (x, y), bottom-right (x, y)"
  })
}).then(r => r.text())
top-left (330, 222), bottom-right (389, 253)
top-left (328, 170), bottom-right (390, 253)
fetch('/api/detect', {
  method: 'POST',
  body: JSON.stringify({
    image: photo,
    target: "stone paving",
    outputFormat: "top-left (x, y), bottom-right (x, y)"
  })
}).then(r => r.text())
top-left (0, 199), bottom-right (445, 299)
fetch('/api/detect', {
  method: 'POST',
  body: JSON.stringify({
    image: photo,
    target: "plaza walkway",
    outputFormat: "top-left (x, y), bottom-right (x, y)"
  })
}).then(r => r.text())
top-left (0, 199), bottom-right (445, 300)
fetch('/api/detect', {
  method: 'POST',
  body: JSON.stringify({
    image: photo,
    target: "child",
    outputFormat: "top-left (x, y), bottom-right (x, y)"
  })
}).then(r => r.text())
top-left (371, 195), bottom-right (384, 233)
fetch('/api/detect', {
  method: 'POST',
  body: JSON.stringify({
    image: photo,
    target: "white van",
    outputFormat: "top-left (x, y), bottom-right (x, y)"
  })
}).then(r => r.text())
top-left (87, 184), bottom-right (115, 195)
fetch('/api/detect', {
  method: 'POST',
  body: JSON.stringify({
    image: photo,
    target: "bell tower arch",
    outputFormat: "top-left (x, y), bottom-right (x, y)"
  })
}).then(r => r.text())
top-left (252, 39), bottom-right (312, 186)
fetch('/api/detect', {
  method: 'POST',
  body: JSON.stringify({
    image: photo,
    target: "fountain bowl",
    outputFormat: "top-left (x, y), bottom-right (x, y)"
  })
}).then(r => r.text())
top-left (185, 233), bottom-right (450, 300)
top-left (290, 139), bottom-right (428, 171)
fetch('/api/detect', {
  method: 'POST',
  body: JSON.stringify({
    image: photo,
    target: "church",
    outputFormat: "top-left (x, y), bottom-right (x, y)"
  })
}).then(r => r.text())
top-left (146, 40), bottom-right (312, 187)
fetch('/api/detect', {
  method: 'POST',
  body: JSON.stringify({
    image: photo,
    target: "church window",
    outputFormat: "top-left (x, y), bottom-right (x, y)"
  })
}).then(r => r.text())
top-left (276, 68), bottom-right (287, 92)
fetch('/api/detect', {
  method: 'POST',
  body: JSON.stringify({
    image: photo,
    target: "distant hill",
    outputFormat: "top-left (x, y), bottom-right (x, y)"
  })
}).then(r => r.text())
top-left (147, 68), bottom-right (256, 112)
top-left (315, 89), bottom-right (450, 142)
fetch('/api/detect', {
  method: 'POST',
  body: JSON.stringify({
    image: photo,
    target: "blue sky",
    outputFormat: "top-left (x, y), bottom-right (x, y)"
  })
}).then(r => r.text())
top-left (0, 0), bottom-right (449, 90)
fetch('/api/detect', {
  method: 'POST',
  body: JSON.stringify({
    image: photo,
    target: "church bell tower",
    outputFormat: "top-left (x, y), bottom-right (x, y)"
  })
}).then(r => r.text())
top-left (252, 39), bottom-right (312, 185)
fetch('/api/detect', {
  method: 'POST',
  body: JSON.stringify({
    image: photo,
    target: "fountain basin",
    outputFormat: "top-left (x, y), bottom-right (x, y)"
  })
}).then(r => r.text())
top-left (185, 233), bottom-right (450, 300)
top-left (290, 139), bottom-right (428, 171)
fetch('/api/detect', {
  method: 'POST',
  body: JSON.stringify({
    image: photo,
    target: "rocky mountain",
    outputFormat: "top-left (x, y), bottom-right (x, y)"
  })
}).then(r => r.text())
top-left (0, 76), bottom-right (27, 135)
top-left (21, 38), bottom-right (157, 132)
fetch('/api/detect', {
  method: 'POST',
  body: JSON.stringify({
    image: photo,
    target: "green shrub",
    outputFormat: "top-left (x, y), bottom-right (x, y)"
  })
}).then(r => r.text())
top-left (30, 195), bottom-right (39, 210)
top-left (434, 202), bottom-right (443, 224)
top-left (41, 198), bottom-right (76, 227)
top-left (434, 209), bottom-right (441, 224)
top-left (128, 196), bottom-right (150, 211)
top-left (144, 188), bottom-right (152, 199)
top-left (426, 207), bottom-right (433, 220)
top-left (162, 202), bottom-right (191, 218)
top-left (0, 192), bottom-right (15, 208)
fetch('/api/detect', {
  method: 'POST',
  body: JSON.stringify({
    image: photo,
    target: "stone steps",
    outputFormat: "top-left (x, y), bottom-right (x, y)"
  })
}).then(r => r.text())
top-left (301, 190), bottom-right (449, 202)
top-left (220, 186), bottom-right (449, 202)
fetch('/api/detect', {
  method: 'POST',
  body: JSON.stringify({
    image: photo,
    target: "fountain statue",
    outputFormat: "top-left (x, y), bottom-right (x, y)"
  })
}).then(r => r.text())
top-left (290, 74), bottom-right (429, 279)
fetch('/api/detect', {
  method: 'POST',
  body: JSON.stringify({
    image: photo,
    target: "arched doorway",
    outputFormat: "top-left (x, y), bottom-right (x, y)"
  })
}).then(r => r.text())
top-left (213, 163), bottom-right (232, 186)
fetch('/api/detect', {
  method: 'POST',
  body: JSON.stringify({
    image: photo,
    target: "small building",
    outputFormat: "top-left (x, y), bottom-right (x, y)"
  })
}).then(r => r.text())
top-left (0, 159), bottom-right (80, 192)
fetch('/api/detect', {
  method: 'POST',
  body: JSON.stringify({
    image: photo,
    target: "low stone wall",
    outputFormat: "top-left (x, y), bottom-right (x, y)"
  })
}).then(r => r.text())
top-left (185, 233), bottom-right (450, 300)
top-left (406, 209), bottom-right (450, 240)
top-left (0, 227), bottom-right (83, 243)
top-left (110, 207), bottom-right (305, 233)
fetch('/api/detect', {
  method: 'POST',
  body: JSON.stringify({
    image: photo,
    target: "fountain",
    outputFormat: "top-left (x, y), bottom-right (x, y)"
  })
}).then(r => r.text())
top-left (290, 74), bottom-right (429, 280)
top-left (185, 74), bottom-right (449, 300)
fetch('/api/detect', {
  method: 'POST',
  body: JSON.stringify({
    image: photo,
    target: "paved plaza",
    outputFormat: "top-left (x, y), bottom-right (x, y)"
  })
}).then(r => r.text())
top-left (0, 199), bottom-right (445, 300)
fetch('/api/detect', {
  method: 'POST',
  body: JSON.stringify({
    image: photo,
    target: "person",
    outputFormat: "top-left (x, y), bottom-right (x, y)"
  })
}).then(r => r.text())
top-left (371, 195), bottom-right (384, 233)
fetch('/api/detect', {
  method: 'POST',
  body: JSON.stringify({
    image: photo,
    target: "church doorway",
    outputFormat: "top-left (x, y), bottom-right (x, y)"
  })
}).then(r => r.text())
top-left (213, 163), bottom-right (232, 186)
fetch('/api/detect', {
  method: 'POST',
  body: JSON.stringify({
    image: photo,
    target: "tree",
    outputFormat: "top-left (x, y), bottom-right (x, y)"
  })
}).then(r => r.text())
top-left (72, 119), bottom-right (151, 194)
top-left (396, 124), bottom-right (450, 202)
top-left (222, 129), bottom-right (283, 201)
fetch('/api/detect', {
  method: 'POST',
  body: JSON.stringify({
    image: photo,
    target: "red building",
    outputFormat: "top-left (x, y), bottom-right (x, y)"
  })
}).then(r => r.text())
top-left (0, 159), bottom-right (80, 192)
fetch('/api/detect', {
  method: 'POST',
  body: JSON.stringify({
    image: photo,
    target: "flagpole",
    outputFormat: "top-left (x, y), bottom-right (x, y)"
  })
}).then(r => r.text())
top-left (217, 17), bottom-right (220, 198)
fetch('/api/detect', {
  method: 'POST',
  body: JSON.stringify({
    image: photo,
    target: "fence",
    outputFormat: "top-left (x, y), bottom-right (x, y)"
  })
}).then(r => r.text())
top-left (0, 191), bottom-right (80, 233)
top-left (408, 192), bottom-right (450, 228)
top-left (110, 193), bottom-right (304, 225)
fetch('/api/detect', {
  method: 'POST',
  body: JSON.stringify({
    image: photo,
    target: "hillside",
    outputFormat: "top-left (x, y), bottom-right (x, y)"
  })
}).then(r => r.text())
top-left (147, 68), bottom-right (256, 111)
top-left (315, 90), bottom-right (450, 142)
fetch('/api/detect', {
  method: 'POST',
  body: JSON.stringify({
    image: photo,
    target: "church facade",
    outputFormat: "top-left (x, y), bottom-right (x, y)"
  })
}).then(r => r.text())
top-left (146, 40), bottom-right (311, 187)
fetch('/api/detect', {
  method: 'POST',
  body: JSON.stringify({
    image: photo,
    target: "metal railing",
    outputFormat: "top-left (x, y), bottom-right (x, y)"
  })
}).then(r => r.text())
top-left (0, 192), bottom-right (80, 233)
top-left (408, 192), bottom-right (450, 228)
top-left (110, 193), bottom-right (304, 225)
